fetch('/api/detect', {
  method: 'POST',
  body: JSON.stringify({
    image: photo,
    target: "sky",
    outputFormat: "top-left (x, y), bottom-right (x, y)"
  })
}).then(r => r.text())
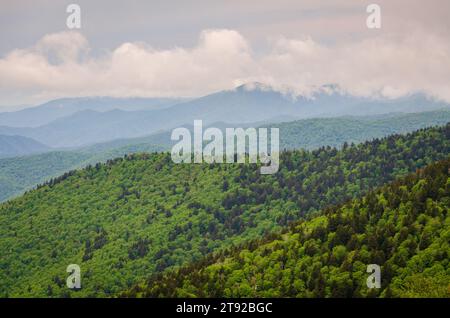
top-left (0, 0), bottom-right (449, 107)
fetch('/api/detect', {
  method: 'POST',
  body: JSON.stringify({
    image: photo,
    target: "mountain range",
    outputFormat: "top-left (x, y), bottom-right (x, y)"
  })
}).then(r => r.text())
top-left (0, 84), bottom-right (449, 148)
top-left (0, 83), bottom-right (449, 297)
top-left (0, 97), bottom-right (185, 128)
top-left (1, 110), bottom-right (450, 203)
top-left (0, 135), bottom-right (50, 158)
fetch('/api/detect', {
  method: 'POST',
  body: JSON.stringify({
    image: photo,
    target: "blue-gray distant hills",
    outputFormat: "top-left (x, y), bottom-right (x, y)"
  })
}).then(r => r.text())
top-left (0, 83), bottom-right (449, 148)
top-left (0, 97), bottom-right (185, 128)
top-left (0, 135), bottom-right (50, 158)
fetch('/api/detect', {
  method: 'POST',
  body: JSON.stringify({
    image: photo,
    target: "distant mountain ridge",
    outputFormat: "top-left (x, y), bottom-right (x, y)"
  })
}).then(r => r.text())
top-left (0, 110), bottom-right (449, 203)
top-left (0, 84), bottom-right (448, 148)
top-left (0, 135), bottom-right (50, 158)
top-left (275, 110), bottom-right (450, 150)
top-left (0, 97), bottom-right (185, 128)
top-left (83, 109), bottom-right (450, 152)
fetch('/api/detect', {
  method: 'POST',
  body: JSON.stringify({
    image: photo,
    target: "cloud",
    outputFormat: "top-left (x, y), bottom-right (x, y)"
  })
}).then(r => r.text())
top-left (0, 28), bottom-right (450, 105)
top-left (36, 32), bottom-right (89, 63)
top-left (258, 32), bottom-right (450, 101)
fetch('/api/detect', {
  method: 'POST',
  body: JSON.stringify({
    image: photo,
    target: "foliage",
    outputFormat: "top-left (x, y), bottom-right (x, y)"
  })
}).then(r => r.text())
top-left (124, 159), bottom-right (450, 298)
top-left (276, 110), bottom-right (450, 150)
top-left (0, 124), bottom-right (449, 297)
top-left (0, 151), bottom-right (90, 202)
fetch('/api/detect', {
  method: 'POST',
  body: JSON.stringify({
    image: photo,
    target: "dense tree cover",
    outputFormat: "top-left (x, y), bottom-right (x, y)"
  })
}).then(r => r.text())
top-left (124, 159), bottom-right (449, 298)
top-left (0, 151), bottom-right (90, 202)
top-left (276, 110), bottom-right (450, 150)
top-left (0, 145), bottom-right (165, 202)
top-left (1, 110), bottom-right (449, 203)
top-left (0, 124), bottom-right (449, 297)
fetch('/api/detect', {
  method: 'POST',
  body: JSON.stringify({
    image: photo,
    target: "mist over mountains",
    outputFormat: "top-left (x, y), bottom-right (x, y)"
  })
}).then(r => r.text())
top-left (0, 135), bottom-right (50, 158)
top-left (0, 97), bottom-right (185, 128)
top-left (0, 83), bottom-right (448, 148)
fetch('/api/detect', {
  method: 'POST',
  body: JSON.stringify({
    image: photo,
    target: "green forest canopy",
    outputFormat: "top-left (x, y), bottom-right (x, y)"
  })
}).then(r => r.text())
top-left (125, 158), bottom-right (449, 298)
top-left (0, 124), bottom-right (449, 297)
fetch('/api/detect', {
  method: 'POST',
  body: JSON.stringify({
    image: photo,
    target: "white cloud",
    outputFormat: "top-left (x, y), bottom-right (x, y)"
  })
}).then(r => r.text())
top-left (0, 28), bottom-right (450, 105)
top-left (258, 32), bottom-right (450, 101)
top-left (36, 32), bottom-right (89, 63)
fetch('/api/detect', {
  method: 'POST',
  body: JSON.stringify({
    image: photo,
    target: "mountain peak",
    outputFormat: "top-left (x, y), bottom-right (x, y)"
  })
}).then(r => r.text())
top-left (235, 82), bottom-right (275, 92)
top-left (234, 82), bottom-right (345, 99)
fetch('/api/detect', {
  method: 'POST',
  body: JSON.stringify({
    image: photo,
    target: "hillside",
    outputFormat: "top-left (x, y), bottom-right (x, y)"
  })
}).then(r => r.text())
top-left (0, 125), bottom-right (448, 297)
top-left (0, 152), bottom-right (90, 202)
top-left (0, 145), bottom-right (165, 202)
top-left (277, 110), bottom-right (450, 150)
top-left (0, 135), bottom-right (50, 158)
top-left (125, 158), bottom-right (450, 298)
top-left (85, 110), bottom-right (450, 152)
top-left (1, 111), bottom-right (449, 203)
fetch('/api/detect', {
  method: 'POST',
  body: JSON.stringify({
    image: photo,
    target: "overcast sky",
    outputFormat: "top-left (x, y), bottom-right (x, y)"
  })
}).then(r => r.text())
top-left (0, 0), bottom-right (449, 106)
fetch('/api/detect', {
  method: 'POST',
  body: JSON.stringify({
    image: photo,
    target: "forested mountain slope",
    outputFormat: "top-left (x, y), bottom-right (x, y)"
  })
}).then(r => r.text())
top-left (125, 159), bottom-right (450, 298)
top-left (0, 145), bottom-right (165, 202)
top-left (276, 110), bottom-right (450, 150)
top-left (0, 152), bottom-right (91, 202)
top-left (84, 110), bottom-right (450, 153)
top-left (1, 111), bottom-right (449, 203)
top-left (0, 125), bottom-right (449, 297)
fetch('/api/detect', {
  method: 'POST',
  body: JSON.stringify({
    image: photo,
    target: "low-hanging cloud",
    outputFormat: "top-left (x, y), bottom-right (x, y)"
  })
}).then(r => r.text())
top-left (0, 29), bottom-right (449, 105)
